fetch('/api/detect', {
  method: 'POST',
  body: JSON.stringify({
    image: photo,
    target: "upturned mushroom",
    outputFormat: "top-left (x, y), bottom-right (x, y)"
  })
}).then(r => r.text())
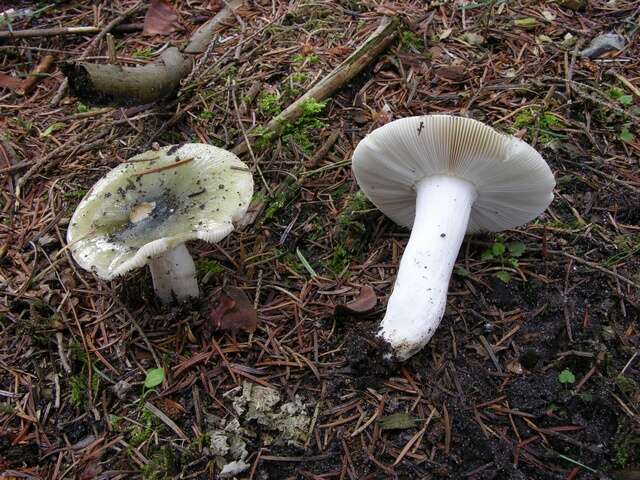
top-left (352, 115), bottom-right (555, 360)
top-left (66, 143), bottom-right (253, 303)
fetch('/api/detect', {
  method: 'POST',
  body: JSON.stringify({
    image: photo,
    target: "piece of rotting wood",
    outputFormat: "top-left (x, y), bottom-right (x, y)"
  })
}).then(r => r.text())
top-left (231, 15), bottom-right (400, 156)
top-left (62, 0), bottom-right (242, 106)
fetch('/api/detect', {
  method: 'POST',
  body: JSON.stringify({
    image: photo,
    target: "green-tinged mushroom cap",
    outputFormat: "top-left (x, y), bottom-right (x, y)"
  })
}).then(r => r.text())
top-left (67, 143), bottom-right (253, 302)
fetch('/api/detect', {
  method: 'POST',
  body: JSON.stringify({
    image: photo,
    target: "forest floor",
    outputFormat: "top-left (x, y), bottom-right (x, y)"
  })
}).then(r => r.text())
top-left (1, 1), bottom-right (639, 479)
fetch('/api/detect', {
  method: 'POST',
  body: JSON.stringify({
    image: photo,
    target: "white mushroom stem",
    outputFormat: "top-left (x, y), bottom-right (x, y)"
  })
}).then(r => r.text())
top-left (148, 244), bottom-right (199, 303)
top-left (379, 175), bottom-right (477, 360)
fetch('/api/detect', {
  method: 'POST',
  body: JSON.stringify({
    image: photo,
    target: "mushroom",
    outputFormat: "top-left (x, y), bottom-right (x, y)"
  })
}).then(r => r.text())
top-left (66, 143), bottom-right (254, 303)
top-left (352, 115), bottom-right (555, 360)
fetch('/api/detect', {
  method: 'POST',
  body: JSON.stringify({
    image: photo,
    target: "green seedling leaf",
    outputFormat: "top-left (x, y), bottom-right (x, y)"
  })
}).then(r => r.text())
top-left (481, 250), bottom-right (494, 261)
top-left (296, 248), bottom-right (317, 277)
top-left (144, 368), bottom-right (165, 389)
top-left (558, 369), bottom-right (576, 384)
top-left (620, 128), bottom-right (635, 143)
top-left (455, 266), bottom-right (470, 277)
top-left (508, 242), bottom-right (526, 257)
top-left (378, 412), bottom-right (421, 430)
top-left (40, 122), bottom-right (65, 138)
top-left (495, 271), bottom-right (511, 283)
top-left (514, 18), bottom-right (538, 29)
top-left (619, 95), bottom-right (634, 106)
top-left (492, 242), bottom-right (506, 257)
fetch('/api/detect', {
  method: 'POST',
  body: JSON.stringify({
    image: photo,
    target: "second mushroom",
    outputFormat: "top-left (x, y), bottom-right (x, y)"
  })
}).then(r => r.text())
top-left (66, 143), bottom-right (254, 303)
top-left (352, 115), bottom-right (555, 360)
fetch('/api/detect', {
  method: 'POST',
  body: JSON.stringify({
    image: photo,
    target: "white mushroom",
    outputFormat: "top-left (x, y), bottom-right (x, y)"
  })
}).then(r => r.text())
top-left (67, 143), bottom-right (254, 303)
top-left (352, 115), bottom-right (555, 360)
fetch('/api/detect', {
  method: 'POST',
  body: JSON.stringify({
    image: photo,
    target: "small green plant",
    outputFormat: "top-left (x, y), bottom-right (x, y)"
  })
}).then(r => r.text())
top-left (512, 108), bottom-right (565, 143)
top-left (326, 244), bottom-right (350, 275)
top-left (609, 87), bottom-right (634, 107)
top-left (281, 98), bottom-right (327, 155)
top-left (481, 240), bottom-right (526, 283)
top-left (198, 110), bottom-right (214, 120)
top-left (258, 92), bottom-right (282, 116)
top-left (132, 47), bottom-right (154, 59)
top-left (400, 30), bottom-right (424, 52)
top-left (64, 189), bottom-right (88, 199)
top-left (144, 368), bottom-right (165, 389)
top-left (291, 72), bottom-right (307, 83)
top-left (264, 184), bottom-right (300, 221)
top-left (252, 126), bottom-right (276, 151)
top-left (558, 369), bottom-right (576, 384)
top-left (70, 375), bottom-right (87, 407)
top-left (76, 102), bottom-right (89, 113)
top-left (291, 53), bottom-right (320, 64)
top-left (196, 259), bottom-right (224, 278)
top-left (619, 127), bottom-right (635, 144)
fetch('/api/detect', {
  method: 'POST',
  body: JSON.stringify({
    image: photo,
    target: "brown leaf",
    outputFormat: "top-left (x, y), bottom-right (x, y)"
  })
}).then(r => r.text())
top-left (434, 65), bottom-right (468, 83)
top-left (153, 397), bottom-right (184, 420)
top-left (335, 285), bottom-right (377, 316)
top-left (210, 286), bottom-right (258, 333)
top-left (79, 460), bottom-right (103, 480)
top-left (143, 0), bottom-right (180, 36)
top-left (0, 74), bottom-right (24, 91)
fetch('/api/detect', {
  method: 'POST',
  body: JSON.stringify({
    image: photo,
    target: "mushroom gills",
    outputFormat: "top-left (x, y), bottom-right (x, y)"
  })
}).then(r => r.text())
top-left (148, 243), bottom-right (199, 303)
top-left (378, 174), bottom-right (477, 360)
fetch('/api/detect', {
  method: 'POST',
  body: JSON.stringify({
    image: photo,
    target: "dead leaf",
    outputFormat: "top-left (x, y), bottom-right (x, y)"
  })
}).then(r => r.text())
top-left (154, 397), bottom-right (185, 420)
top-left (0, 74), bottom-right (23, 91)
top-left (301, 43), bottom-right (314, 56)
top-left (434, 65), bottom-right (468, 83)
top-left (143, 0), bottom-right (180, 36)
top-left (378, 412), bottom-right (421, 430)
top-left (79, 460), bottom-right (103, 480)
top-left (210, 286), bottom-right (258, 333)
top-left (335, 285), bottom-right (377, 315)
top-left (506, 359), bottom-right (524, 374)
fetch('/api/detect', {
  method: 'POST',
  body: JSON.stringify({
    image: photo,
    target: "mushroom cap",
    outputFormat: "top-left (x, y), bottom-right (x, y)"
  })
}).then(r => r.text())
top-left (67, 143), bottom-right (254, 280)
top-left (352, 115), bottom-right (555, 233)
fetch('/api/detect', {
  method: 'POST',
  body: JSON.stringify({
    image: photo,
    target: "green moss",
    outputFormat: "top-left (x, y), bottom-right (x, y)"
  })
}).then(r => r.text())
top-left (64, 189), bottom-right (88, 199)
top-left (613, 420), bottom-right (640, 468)
top-left (132, 47), bottom-right (153, 59)
top-left (281, 98), bottom-right (328, 155)
top-left (70, 376), bottom-right (87, 407)
top-left (258, 92), bottom-right (282, 116)
top-left (291, 53), bottom-right (320, 64)
top-left (263, 182), bottom-right (300, 222)
top-left (400, 30), bottom-right (424, 52)
top-left (513, 108), bottom-right (566, 144)
top-left (291, 72), bottom-right (307, 83)
top-left (333, 192), bottom-right (374, 256)
top-left (252, 126), bottom-right (276, 151)
top-left (196, 259), bottom-right (223, 278)
top-left (615, 375), bottom-right (638, 395)
top-left (326, 244), bottom-right (350, 275)
top-left (141, 447), bottom-right (175, 480)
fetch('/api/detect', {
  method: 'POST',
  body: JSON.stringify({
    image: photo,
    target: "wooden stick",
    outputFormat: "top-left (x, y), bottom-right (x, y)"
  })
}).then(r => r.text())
top-left (0, 24), bottom-right (144, 39)
top-left (232, 16), bottom-right (399, 156)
